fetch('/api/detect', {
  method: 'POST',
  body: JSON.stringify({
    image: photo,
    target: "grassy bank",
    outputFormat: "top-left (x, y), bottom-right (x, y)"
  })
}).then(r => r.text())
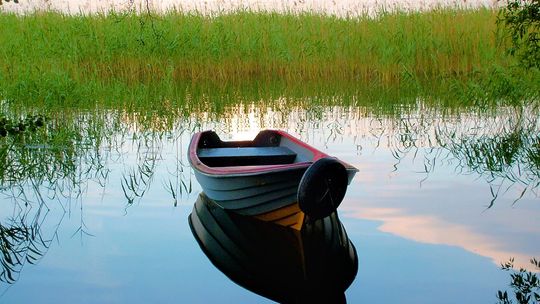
top-left (0, 9), bottom-right (538, 108)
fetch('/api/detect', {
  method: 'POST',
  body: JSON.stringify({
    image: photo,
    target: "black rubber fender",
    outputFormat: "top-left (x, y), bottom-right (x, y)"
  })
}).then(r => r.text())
top-left (298, 158), bottom-right (348, 220)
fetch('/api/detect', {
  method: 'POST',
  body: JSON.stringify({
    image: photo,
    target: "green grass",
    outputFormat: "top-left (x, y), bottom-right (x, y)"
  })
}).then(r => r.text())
top-left (0, 9), bottom-right (538, 108)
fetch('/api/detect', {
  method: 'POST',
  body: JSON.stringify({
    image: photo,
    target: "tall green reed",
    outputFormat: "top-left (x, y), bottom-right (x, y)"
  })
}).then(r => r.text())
top-left (0, 9), bottom-right (537, 106)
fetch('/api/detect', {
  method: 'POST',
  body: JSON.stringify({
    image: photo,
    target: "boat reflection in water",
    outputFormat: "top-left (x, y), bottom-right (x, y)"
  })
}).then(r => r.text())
top-left (189, 193), bottom-right (358, 303)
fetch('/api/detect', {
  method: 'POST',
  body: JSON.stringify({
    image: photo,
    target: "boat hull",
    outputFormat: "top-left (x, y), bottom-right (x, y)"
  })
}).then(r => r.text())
top-left (194, 167), bottom-right (307, 216)
top-left (189, 130), bottom-right (358, 221)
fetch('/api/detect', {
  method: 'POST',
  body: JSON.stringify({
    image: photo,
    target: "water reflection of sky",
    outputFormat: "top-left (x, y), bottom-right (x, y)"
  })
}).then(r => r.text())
top-left (1, 104), bottom-right (538, 303)
top-left (342, 151), bottom-right (539, 269)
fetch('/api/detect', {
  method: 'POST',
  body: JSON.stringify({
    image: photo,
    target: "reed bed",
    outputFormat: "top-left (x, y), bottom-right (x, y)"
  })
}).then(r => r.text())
top-left (0, 9), bottom-right (538, 106)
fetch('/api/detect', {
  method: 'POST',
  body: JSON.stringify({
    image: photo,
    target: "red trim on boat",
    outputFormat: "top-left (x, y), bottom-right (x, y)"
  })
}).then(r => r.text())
top-left (189, 130), bottom-right (356, 176)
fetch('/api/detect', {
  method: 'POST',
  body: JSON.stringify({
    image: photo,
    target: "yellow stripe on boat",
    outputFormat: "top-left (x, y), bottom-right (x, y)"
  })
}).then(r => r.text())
top-left (254, 203), bottom-right (305, 230)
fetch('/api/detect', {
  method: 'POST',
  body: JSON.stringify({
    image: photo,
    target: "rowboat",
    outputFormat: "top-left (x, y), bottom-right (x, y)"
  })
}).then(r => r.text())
top-left (188, 193), bottom-right (358, 303)
top-left (188, 130), bottom-right (358, 227)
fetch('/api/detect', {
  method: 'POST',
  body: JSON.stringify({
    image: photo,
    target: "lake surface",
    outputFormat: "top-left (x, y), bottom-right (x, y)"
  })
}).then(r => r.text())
top-left (0, 98), bottom-right (539, 303)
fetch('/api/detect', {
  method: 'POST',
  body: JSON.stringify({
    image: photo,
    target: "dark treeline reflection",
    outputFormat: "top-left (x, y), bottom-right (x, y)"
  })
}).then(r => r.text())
top-left (189, 193), bottom-right (358, 303)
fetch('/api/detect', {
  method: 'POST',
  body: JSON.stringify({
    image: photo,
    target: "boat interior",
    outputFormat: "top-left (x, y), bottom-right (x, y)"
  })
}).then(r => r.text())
top-left (197, 130), bottom-right (305, 167)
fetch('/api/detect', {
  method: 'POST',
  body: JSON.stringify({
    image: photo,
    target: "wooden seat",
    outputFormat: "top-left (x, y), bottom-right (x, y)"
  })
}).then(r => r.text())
top-left (198, 147), bottom-right (297, 167)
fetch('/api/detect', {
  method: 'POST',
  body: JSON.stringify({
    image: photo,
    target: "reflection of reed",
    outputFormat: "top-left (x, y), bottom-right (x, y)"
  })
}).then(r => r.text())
top-left (383, 105), bottom-right (540, 205)
top-left (1, 98), bottom-right (537, 294)
top-left (118, 124), bottom-right (195, 208)
top-left (0, 109), bottom-right (189, 290)
top-left (0, 112), bottom-right (111, 193)
top-left (0, 212), bottom-right (51, 285)
top-left (207, 102), bottom-right (540, 205)
top-left (0, 111), bottom-right (114, 289)
top-left (0, 184), bottom-right (59, 290)
top-left (189, 193), bottom-right (358, 303)
top-left (121, 157), bottom-right (157, 207)
top-left (163, 129), bottom-right (193, 207)
top-left (450, 129), bottom-right (539, 207)
top-left (1, 106), bottom-right (198, 207)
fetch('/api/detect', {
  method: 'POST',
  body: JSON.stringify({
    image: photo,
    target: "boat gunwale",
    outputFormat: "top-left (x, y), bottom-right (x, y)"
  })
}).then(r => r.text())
top-left (189, 129), bottom-right (358, 177)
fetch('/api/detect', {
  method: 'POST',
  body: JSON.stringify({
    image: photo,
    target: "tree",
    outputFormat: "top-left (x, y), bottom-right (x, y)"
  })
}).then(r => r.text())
top-left (498, 0), bottom-right (540, 69)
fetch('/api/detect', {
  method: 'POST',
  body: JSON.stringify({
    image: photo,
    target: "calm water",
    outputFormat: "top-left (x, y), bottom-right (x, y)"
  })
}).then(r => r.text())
top-left (0, 100), bottom-right (539, 303)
